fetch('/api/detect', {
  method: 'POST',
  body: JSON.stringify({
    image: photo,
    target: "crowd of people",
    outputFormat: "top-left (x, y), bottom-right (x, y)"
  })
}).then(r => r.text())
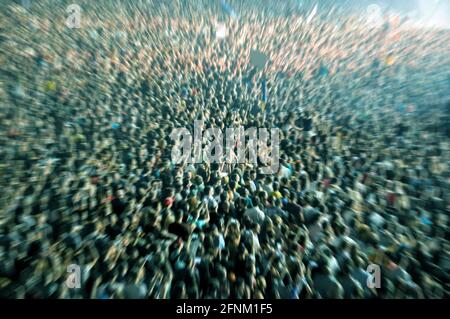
top-left (0, 0), bottom-right (449, 298)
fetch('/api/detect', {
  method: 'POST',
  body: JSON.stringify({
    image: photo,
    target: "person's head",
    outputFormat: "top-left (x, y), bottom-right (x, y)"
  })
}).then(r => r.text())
top-left (163, 196), bottom-right (174, 208)
top-left (235, 277), bottom-right (246, 297)
top-left (316, 255), bottom-right (331, 275)
top-left (175, 209), bottom-right (184, 222)
top-left (116, 189), bottom-right (125, 199)
top-left (398, 253), bottom-right (412, 269)
top-left (254, 290), bottom-right (264, 299)
top-left (194, 175), bottom-right (203, 187)
top-left (220, 200), bottom-right (230, 214)
top-left (214, 185), bottom-right (223, 196)
top-left (259, 191), bottom-right (268, 202)
top-left (273, 181), bottom-right (280, 191)
top-left (229, 181), bottom-right (237, 191)
top-left (237, 197), bottom-right (246, 209)
top-left (253, 196), bottom-right (261, 208)
top-left (204, 186), bottom-right (213, 197)
top-left (217, 265), bottom-right (227, 281)
top-left (172, 282), bottom-right (187, 299)
top-left (208, 200), bottom-right (218, 213)
top-left (206, 278), bottom-right (221, 298)
top-left (340, 257), bottom-right (354, 275)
